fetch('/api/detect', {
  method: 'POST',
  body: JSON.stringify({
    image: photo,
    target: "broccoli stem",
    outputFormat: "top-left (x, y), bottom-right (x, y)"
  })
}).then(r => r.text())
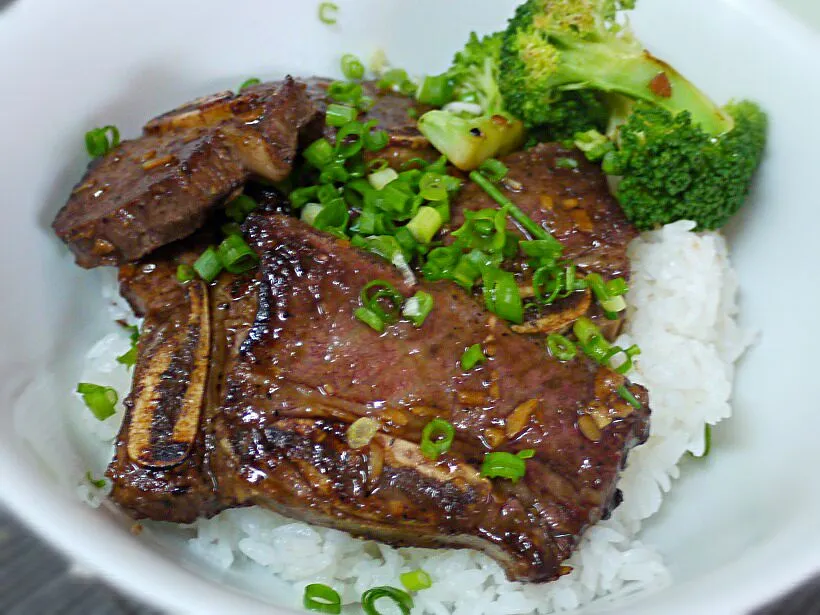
top-left (556, 43), bottom-right (733, 136)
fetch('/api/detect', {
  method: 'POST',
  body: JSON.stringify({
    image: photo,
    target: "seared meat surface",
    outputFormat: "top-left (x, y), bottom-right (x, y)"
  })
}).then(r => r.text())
top-left (107, 214), bottom-right (649, 582)
top-left (53, 78), bottom-right (320, 268)
top-left (452, 143), bottom-right (636, 280)
top-left (450, 143), bottom-right (638, 338)
top-left (109, 240), bottom-right (258, 522)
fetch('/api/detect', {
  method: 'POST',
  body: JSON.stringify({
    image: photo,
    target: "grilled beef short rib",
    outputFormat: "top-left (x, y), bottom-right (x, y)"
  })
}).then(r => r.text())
top-left (107, 214), bottom-right (649, 582)
top-left (53, 78), bottom-right (320, 268)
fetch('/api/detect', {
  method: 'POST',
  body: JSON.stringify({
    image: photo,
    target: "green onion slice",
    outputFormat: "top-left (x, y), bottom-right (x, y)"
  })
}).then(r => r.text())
top-left (460, 343), bottom-right (486, 371)
top-left (217, 234), bottom-right (259, 274)
top-left (478, 158), bottom-right (509, 183)
top-left (355, 307), bottom-right (385, 332)
top-left (555, 156), bottom-right (579, 170)
top-left (85, 125), bottom-right (120, 158)
top-left (176, 264), bottom-right (195, 283)
top-left (304, 138), bottom-right (335, 169)
top-left (341, 54), bottom-right (365, 80)
top-left (547, 333), bottom-right (577, 362)
top-left (420, 418), bottom-right (455, 460)
top-left (617, 385), bottom-right (642, 409)
top-left (238, 77), bottom-right (261, 92)
top-left (193, 246), bottom-right (223, 282)
top-left (225, 194), bottom-right (258, 223)
top-left (406, 206), bottom-right (443, 244)
top-left (318, 2), bottom-right (339, 25)
top-left (402, 291), bottom-right (434, 327)
top-left (482, 268), bottom-right (523, 324)
top-left (469, 170), bottom-right (552, 242)
top-left (86, 471), bottom-right (107, 489)
top-left (480, 451), bottom-right (528, 483)
top-left (328, 80), bottom-right (363, 105)
top-left (416, 74), bottom-right (453, 106)
top-left (359, 280), bottom-right (404, 329)
top-left (400, 569), bottom-right (433, 592)
top-left (326, 103), bottom-right (359, 127)
top-left (517, 449), bottom-right (536, 459)
top-left (368, 167), bottom-right (399, 190)
top-left (304, 583), bottom-right (342, 614)
top-left (362, 120), bottom-right (390, 152)
top-left (336, 121), bottom-right (365, 158)
top-left (76, 383), bottom-right (118, 421)
top-left (361, 586), bottom-right (414, 615)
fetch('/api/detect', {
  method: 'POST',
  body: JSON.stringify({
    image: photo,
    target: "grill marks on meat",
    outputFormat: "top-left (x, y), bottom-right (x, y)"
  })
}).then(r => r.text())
top-left (108, 242), bottom-right (258, 522)
top-left (53, 78), bottom-right (320, 268)
top-left (206, 214), bottom-right (649, 582)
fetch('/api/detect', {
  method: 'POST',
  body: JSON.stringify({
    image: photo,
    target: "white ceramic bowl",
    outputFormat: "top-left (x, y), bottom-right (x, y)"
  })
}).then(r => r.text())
top-left (1, 0), bottom-right (819, 613)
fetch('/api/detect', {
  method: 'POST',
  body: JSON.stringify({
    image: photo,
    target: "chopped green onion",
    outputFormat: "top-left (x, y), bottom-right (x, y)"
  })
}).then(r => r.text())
top-left (406, 206), bottom-right (443, 244)
top-left (355, 307), bottom-right (385, 332)
top-left (617, 385), bottom-right (642, 409)
top-left (193, 246), bottom-right (223, 282)
top-left (478, 158), bottom-right (509, 183)
top-left (400, 569), bottom-right (432, 592)
top-left (517, 449), bottom-right (536, 459)
top-left (341, 54), bottom-right (365, 80)
top-left (359, 280), bottom-right (404, 327)
top-left (320, 162), bottom-right (351, 185)
top-left (378, 68), bottom-right (415, 95)
top-left (361, 586), bottom-right (414, 615)
top-left (225, 194), bottom-right (258, 223)
top-left (290, 186), bottom-right (320, 208)
top-left (85, 125), bottom-right (120, 158)
top-left (326, 103), bottom-right (359, 127)
top-left (611, 344), bottom-right (641, 374)
top-left (116, 346), bottom-right (137, 368)
top-left (304, 138), bottom-right (335, 169)
top-left (318, 2), bottom-right (339, 25)
top-left (460, 343), bottom-right (486, 371)
top-left (547, 333), bottom-right (577, 362)
top-left (304, 583), bottom-right (342, 614)
top-left (328, 81), bottom-right (363, 105)
top-left (469, 170), bottom-right (552, 241)
top-left (238, 77), bottom-right (261, 92)
top-left (76, 383), bottom-right (118, 421)
top-left (601, 295), bottom-right (627, 313)
top-left (480, 451), bottom-right (527, 483)
top-left (358, 95), bottom-right (376, 112)
top-left (313, 199), bottom-right (350, 235)
top-left (520, 238), bottom-right (563, 263)
top-left (555, 157), bottom-right (579, 170)
top-left (420, 418), bottom-right (455, 460)
top-left (363, 120), bottom-right (390, 152)
top-left (402, 291), bottom-right (434, 327)
top-left (418, 172), bottom-right (448, 201)
top-left (301, 203), bottom-right (324, 226)
top-left (482, 268), bottom-right (523, 324)
top-left (86, 471), bottom-right (106, 489)
top-left (336, 121), bottom-right (365, 158)
top-left (416, 74), bottom-right (453, 106)
top-left (176, 264), bottom-right (195, 283)
top-left (217, 234), bottom-right (259, 274)
top-left (368, 167), bottom-right (399, 190)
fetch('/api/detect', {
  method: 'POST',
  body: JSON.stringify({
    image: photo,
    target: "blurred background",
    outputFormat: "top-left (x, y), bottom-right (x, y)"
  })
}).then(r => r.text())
top-left (0, 0), bottom-right (817, 613)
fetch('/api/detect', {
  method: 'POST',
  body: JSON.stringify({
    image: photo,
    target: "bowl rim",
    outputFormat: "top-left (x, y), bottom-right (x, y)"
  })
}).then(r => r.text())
top-left (2, 0), bottom-right (820, 613)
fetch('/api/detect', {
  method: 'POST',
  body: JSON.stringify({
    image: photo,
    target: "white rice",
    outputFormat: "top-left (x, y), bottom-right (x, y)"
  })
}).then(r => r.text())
top-left (73, 220), bottom-right (751, 613)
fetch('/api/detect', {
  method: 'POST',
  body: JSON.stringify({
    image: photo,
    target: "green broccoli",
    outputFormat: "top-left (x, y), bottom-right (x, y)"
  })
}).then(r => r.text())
top-left (498, 0), bottom-right (767, 230)
top-left (603, 101), bottom-right (767, 230)
top-left (417, 33), bottom-right (526, 170)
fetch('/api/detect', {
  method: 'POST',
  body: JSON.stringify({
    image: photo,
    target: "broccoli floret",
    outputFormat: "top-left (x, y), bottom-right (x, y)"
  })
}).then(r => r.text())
top-left (499, 0), bottom-right (767, 229)
top-left (499, 0), bottom-right (732, 136)
top-left (417, 33), bottom-right (525, 170)
top-left (602, 100), bottom-right (767, 230)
